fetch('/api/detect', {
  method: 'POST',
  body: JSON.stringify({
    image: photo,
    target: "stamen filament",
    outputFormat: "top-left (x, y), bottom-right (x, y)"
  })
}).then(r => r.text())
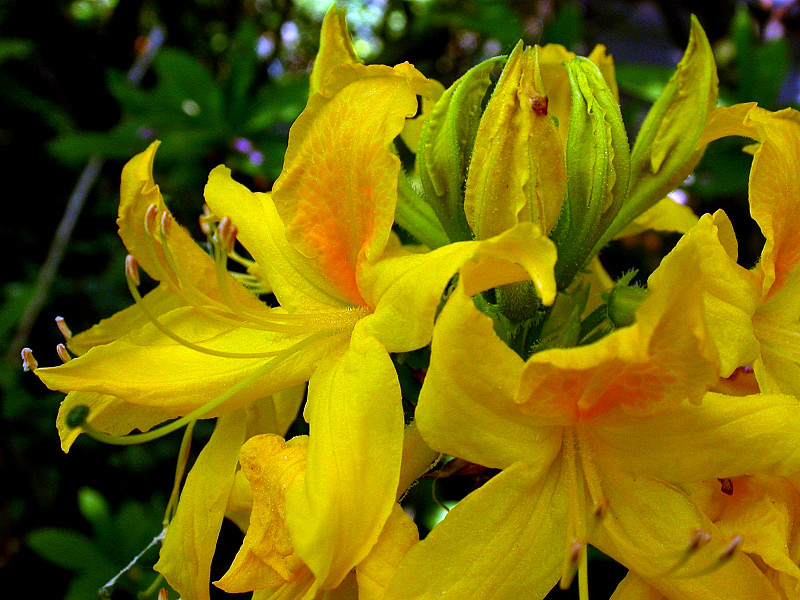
top-left (163, 420), bottom-right (196, 526)
top-left (68, 328), bottom-right (337, 446)
top-left (125, 270), bottom-right (291, 359)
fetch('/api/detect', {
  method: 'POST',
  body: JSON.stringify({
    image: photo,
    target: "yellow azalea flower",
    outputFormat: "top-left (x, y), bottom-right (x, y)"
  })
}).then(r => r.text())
top-left (612, 473), bottom-right (800, 600)
top-left (382, 215), bottom-right (800, 600)
top-left (698, 103), bottom-right (800, 397)
top-left (216, 423), bottom-right (436, 599)
top-left (31, 54), bottom-right (557, 596)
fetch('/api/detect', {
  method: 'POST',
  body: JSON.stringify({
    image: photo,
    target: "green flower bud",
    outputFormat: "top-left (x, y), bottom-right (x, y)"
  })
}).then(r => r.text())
top-left (550, 56), bottom-right (631, 290)
top-left (417, 56), bottom-right (506, 242)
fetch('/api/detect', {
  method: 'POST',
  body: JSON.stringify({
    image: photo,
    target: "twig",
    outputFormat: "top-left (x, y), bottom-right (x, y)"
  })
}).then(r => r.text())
top-left (6, 26), bottom-right (165, 363)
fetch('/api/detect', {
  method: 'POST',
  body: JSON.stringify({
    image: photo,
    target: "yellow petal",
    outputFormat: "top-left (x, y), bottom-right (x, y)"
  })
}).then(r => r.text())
top-left (272, 63), bottom-right (435, 306)
top-left (119, 142), bottom-right (266, 315)
top-left (397, 421), bottom-right (438, 502)
top-left (666, 211), bottom-right (760, 376)
top-left (714, 475), bottom-right (800, 593)
top-left (356, 504), bottom-right (419, 600)
top-left (610, 574), bottom-right (665, 600)
top-left (699, 104), bottom-right (800, 295)
top-left (537, 44), bottom-right (576, 148)
top-left (68, 284), bottom-right (182, 355)
top-left (614, 196), bottom-right (698, 238)
top-left (465, 44), bottom-right (566, 238)
top-left (518, 222), bottom-right (720, 421)
top-left (586, 391), bottom-right (800, 482)
top-left (754, 287), bottom-right (800, 397)
top-left (155, 410), bottom-right (248, 600)
top-left (38, 306), bottom-right (347, 414)
top-left (382, 460), bottom-right (567, 600)
top-left (588, 44), bottom-right (619, 100)
top-left (285, 330), bottom-right (404, 590)
top-left (309, 5), bottom-right (360, 97)
top-left (216, 434), bottom-right (312, 594)
top-left (400, 79), bottom-right (445, 155)
top-left (205, 170), bottom-right (351, 311)
top-left (359, 222), bottom-right (557, 354)
top-left (591, 466), bottom-right (781, 600)
top-left (56, 391), bottom-right (176, 452)
top-left (416, 276), bottom-right (562, 469)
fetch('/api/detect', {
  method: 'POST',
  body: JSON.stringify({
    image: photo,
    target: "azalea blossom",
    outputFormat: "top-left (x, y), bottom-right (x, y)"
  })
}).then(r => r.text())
top-left (28, 8), bottom-right (556, 598)
top-left (382, 214), bottom-right (800, 600)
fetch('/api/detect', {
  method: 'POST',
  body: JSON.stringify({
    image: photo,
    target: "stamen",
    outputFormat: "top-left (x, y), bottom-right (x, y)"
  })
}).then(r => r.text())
top-left (163, 420), bottom-right (196, 525)
top-left (144, 203), bottom-right (159, 235)
top-left (65, 328), bottom-right (337, 446)
top-left (21, 348), bottom-right (38, 371)
top-left (56, 343), bottom-right (71, 363)
top-left (687, 528), bottom-right (711, 552)
top-left (160, 210), bottom-right (173, 236)
top-left (199, 204), bottom-right (215, 236)
top-left (559, 539), bottom-right (582, 590)
top-left (592, 498), bottom-right (609, 520)
top-left (55, 316), bottom-right (73, 341)
top-left (125, 268), bottom-right (290, 359)
top-left (215, 217), bottom-right (238, 255)
top-left (125, 254), bottom-right (141, 287)
top-left (720, 535), bottom-right (742, 561)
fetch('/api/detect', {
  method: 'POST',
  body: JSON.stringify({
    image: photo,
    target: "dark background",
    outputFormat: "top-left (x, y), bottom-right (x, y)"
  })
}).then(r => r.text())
top-left (1, 1), bottom-right (797, 598)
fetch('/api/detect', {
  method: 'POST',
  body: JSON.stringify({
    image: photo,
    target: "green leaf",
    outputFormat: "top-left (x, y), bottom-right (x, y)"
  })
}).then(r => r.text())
top-left (225, 19), bottom-right (260, 125)
top-left (0, 38), bottom-right (33, 63)
top-left (614, 64), bottom-right (674, 103)
top-left (417, 55), bottom-right (506, 242)
top-left (27, 528), bottom-right (106, 571)
top-left (78, 487), bottom-right (112, 535)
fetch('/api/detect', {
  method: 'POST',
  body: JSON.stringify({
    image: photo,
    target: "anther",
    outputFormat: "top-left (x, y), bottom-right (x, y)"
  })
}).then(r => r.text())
top-left (66, 405), bottom-right (90, 428)
top-left (592, 498), bottom-right (609, 520)
top-left (559, 539), bottom-right (582, 590)
top-left (144, 204), bottom-right (159, 235)
top-left (720, 535), bottom-right (742, 561)
top-left (125, 255), bottom-right (141, 287)
top-left (56, 343), bottom-right (71, 363)
top-left (21, 348), bottom-right (38, 372)
top-left (687, 528), bottom-right (711, 552)
top-left (158, 589), bottom-right (168, 600)
top-left (216, 217), bottom-right (238, 255)
top-left (160, 211), bottom-right (173, 236)
top-left (55, 316), bottom-right (73, 341)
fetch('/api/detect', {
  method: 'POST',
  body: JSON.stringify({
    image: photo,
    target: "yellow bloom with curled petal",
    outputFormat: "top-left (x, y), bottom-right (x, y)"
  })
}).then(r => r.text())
top-left (31, 37), bottom-right (557, 600)
top-left (382, 214), bottom-right (800, 600)
top-left (698, 103), bottom-right (800, 397)
top-left (216, 423), bottom-right (436, 600)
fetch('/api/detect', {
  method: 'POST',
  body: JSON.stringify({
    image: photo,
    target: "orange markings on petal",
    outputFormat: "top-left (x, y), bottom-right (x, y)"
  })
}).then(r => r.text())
top-left (272, 63), bottom-right (434, 307)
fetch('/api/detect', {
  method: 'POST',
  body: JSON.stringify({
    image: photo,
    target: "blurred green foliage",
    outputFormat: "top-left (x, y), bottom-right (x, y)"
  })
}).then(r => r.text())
top-left (2, 1), bottom-right (799, 599)
top-left (27, 488), bottom-right (165, 600)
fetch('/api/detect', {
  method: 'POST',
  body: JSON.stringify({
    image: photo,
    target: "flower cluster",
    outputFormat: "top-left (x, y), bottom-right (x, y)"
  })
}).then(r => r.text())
top-left (25, 7), bottom-right (800, 600)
